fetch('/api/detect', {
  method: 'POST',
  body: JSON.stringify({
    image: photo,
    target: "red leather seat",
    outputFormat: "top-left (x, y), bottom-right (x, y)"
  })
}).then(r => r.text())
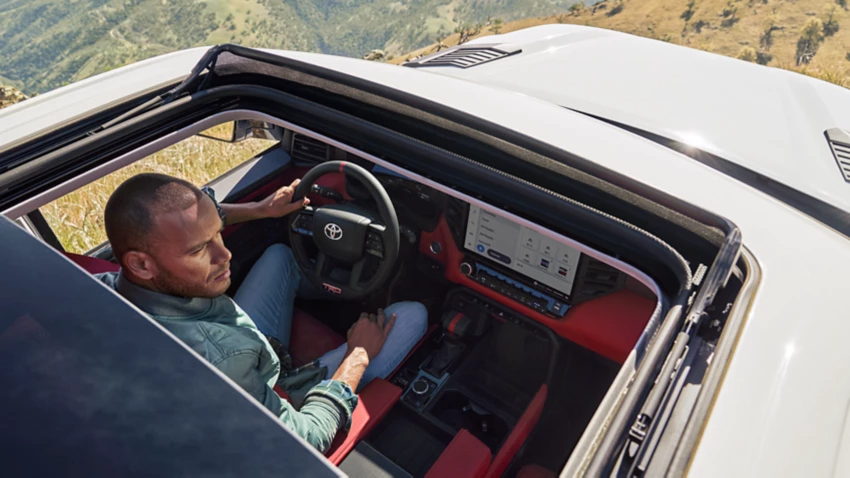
top-left (64, 252), bottom-right (399, 465)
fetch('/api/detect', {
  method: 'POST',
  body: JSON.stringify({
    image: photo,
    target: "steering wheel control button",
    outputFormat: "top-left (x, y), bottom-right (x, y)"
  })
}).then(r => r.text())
top-left (365, 231), bottom-right (385, 258)
top-left (292, 214), bottom-right (314, 236)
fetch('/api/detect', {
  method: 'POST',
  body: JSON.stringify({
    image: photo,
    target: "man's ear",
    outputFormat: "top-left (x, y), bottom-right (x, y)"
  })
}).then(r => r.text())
top-left (122, 251), bottom-right (157, 281)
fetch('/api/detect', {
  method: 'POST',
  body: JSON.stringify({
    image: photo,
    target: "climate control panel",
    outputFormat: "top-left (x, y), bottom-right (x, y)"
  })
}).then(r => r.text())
top-left (460, 260), bottom-right (570, 318)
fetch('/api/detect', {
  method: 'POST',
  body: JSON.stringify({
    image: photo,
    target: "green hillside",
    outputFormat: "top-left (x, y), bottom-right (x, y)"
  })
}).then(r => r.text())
top-left (0, 0), bottom-right (579, 94)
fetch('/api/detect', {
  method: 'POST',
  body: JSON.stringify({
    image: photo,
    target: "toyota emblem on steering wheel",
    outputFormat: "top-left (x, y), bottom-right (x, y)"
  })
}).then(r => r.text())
top-left (324, 223), bottom-right (343, 241)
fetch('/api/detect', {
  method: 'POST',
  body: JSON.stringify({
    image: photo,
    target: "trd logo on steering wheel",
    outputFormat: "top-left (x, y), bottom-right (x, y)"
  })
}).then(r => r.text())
top-left (324, 223), bottom-right (344, 241)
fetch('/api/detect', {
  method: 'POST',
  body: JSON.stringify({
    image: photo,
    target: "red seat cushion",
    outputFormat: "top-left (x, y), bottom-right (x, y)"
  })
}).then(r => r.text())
top-left (289, 308), bottom-right (346, 366)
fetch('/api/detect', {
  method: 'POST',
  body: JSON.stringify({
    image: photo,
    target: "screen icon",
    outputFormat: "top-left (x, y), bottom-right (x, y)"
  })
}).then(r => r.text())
top-left (476, 244), bottom-right (485, 253)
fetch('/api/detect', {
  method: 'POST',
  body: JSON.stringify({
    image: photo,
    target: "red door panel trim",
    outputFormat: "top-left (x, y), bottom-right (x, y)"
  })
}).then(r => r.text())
top-left (486, 384), bottom-right (548, 478)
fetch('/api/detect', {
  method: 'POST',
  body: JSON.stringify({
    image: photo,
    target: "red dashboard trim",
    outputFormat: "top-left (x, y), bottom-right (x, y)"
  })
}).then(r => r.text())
top-left (420, 216), bottom-right (655, 363)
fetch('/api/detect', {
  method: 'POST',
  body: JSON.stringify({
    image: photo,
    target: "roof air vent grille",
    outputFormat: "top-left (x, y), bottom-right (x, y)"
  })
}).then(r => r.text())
top-left (291, 133), bottom-right (329, 164)
top-left (403, 44), bottom-right (521, 69)
top-left (825, 128), bottom-right (850, 183)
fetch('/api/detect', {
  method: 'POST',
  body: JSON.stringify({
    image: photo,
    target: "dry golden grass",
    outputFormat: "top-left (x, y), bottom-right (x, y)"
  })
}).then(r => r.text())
top-left (41, 123), bottom-right (275, 253)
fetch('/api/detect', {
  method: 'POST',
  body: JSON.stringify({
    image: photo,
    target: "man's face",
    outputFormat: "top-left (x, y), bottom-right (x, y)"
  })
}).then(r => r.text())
top-left (144, 195), bottom-right (232, 298)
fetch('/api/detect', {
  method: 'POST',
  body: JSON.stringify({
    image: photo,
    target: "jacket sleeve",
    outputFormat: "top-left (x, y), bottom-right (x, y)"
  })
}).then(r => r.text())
top-left (214, 351), bottom-right (358, 453)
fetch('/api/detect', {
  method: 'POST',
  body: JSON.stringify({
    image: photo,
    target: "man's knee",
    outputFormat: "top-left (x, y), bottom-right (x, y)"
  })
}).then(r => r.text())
top-left (386, 301), bottom-right (428, 343)
top-left (257, 244), bottom-right (298, 272)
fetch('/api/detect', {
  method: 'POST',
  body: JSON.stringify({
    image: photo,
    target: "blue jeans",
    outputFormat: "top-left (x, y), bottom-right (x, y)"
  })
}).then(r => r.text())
top-left (234, 244), bottom-right (427, 390)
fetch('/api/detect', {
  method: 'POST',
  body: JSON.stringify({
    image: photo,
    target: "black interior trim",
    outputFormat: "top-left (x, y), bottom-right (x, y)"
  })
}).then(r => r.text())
top-left (25, 209), bottom-right (64, 251)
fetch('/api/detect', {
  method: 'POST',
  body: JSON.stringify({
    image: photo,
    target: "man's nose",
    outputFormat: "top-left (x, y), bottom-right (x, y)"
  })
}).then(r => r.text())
top-left (211, 240), bottom-right (232, 265)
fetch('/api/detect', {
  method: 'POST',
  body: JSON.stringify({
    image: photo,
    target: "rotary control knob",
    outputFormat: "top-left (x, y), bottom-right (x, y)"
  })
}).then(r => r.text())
top-left (460, 262), bottom-right (473, 277)
top-left (411, 378), bottom-right (430, 395)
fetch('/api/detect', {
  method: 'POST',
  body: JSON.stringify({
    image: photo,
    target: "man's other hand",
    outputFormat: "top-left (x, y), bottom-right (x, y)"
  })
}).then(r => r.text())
top-left (347, 308), bottom-right (396, 360)
top-left (259, 178), bottom-right (310, 219)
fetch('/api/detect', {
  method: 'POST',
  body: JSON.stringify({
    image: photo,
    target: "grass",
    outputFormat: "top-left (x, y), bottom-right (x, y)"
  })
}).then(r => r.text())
top-left (40, 123), bottom-right (275, 254)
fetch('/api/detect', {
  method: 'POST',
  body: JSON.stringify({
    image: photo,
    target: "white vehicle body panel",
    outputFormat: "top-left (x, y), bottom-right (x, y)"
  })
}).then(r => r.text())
top-left (430, 25), bottom-right (850, 217)
top-left (0, 48), bottom-right (207, 147)
top-left (2, 28), bottom-right (849, 476)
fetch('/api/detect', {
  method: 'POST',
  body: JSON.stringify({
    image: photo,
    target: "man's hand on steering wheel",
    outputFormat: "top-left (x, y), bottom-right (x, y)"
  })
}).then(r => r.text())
top-left (259, 178), bottom-right (311, 218)
top-left (347, 308), bottom-right (397, 360)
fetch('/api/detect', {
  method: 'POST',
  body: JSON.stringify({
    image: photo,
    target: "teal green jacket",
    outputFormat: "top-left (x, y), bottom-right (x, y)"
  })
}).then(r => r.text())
top-left (96, 272), bottom-right (357, 453)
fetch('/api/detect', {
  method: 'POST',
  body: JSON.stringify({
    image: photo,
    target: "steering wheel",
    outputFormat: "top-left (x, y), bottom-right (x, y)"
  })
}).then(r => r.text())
top-left (287, 161), bottom-right (400, 300)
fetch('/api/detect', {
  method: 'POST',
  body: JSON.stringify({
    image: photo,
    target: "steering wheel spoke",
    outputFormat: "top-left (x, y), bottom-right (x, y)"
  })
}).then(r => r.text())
top-left (313, 251), bottom-right (334, 277)
top-left (291, 206), bottom-right (315, 236)
top-left (348, 258), bottom-right (368, 290)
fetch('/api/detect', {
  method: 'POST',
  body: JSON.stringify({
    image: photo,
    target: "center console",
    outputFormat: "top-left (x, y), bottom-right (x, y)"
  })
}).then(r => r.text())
top-left (359, 288), bottom-right (558, 477)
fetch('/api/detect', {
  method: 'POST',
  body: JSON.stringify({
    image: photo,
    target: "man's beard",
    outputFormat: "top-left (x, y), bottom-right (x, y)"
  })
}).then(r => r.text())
top-left (152, 265), bottom-right (229, 299)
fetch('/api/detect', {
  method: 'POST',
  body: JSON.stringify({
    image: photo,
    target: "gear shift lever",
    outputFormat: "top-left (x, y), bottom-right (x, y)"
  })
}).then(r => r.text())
top-left (424, 338), bottom-right (464, 377)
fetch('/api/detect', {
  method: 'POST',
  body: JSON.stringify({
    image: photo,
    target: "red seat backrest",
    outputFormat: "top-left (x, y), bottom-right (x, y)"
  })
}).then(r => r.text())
top-left (65, 252), bottom-right (120, 274)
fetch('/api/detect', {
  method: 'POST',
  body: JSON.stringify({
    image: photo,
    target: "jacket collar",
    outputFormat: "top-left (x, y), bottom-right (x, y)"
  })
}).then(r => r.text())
top-left (116, 272), bottom-right (214, 319)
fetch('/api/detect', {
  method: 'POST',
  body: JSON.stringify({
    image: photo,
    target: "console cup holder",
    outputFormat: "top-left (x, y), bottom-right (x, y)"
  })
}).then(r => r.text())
top-left (430, 390), bottom-right (509, 452)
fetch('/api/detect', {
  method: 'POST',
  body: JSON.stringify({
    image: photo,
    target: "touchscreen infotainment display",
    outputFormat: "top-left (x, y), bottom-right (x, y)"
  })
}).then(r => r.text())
top-left (464, 205), bottom-right (581, 297)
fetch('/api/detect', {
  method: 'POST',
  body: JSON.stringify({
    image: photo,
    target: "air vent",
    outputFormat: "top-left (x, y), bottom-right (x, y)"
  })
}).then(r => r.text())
top-left (404, 44), bottom-right (521, 69)
top-left (291, 133), bottom-right (329, 164)
top-left (826, 128), bottom-right (850, 182)
top-left (573, 258), bottom-right (625, 303)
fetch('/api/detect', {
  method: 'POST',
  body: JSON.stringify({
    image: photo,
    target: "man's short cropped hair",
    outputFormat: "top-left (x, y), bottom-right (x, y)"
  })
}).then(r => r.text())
top-left (104, 173), bottom-right (203, 263)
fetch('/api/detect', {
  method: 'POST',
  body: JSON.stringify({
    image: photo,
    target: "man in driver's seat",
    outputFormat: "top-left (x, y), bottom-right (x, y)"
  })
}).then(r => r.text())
top-left (95, 173), bottom-right (427, 452)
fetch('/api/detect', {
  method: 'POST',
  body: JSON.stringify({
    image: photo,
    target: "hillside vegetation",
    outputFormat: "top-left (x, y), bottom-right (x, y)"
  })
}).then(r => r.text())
top-left (393, 0), bottom-right (850, 86)
top-left (0, 0), bottom-right (579, 94)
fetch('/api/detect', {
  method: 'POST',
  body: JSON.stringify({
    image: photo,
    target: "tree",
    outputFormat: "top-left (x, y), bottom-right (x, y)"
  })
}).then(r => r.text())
top-left (493, 18), bottom-right (503, 34)
top-left (737, 46), bottom-right (757, 62)
top-left (797, 18), bottom-right (825, 65)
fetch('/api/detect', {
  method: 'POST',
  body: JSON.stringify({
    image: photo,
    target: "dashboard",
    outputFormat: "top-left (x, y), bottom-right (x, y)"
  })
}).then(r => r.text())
top-left (292, 136), bottom-right (627, 324)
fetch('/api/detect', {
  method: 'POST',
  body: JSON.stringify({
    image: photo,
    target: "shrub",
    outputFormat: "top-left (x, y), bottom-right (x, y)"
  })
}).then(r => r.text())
top-left (720, 1), bottom-right (739, 27)
top-left (569, 1), bottom-right (585, 13)
top-left (823, 5), bottom-right (840, 36)
top-left (608, 0), bottom-right (624, 16)
top-left (737, 46), bottom-right (757, 62)
top-left (757, 50), bottom-right (773, 64)
top-left (681, 0), bottom-right (697, 21)
top-left (693, 19), bottom-right (708, 32)
top-left (838, 0), bottom-right (847, 9)
top-left (760, 15), bottom-right (780, 49)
